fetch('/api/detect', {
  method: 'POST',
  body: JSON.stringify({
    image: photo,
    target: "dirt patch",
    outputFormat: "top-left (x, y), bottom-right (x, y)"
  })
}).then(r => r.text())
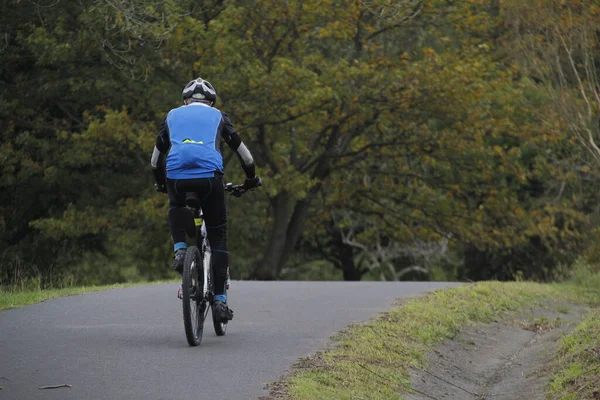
top-left (259, 352), bottom-right (327, 400)
top-left (404, 303), bottom-right (589, 400)
top-left (259, 380), bottom-right (290, 400)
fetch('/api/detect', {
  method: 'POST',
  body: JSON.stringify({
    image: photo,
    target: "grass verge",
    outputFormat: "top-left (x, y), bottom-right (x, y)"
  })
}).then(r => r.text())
top-left (275, 280), bottom-right (600, 400)
top-left (0, 280), bottom-right (174, 312)
top-left (547, 309), bottom-right (600, 400)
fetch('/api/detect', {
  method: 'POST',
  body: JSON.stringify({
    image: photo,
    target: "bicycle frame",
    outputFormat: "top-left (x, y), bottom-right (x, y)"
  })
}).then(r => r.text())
top-left (191, 207), bottom-right (212, 302)
top-left (179, 182), bottom-right (249, 344)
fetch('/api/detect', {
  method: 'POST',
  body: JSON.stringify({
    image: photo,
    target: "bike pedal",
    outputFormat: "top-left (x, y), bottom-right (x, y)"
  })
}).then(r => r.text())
top-left (177, 284), bottom-right (183, 300)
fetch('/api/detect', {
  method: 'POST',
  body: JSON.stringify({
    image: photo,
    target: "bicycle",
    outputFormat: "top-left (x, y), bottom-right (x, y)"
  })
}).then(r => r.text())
top-left (179, 182), bottom-right (248, 347)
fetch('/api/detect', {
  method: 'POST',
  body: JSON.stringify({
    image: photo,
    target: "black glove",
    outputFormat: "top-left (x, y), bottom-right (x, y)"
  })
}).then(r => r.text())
top-left (244, 176), bottom-right (262, 190)
top-left (155, 182), bottom-right (167, 193)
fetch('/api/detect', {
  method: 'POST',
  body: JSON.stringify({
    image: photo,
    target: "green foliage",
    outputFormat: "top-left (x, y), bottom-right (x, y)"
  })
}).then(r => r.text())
top-left (280, 260), bottom-right (343, 281)
top-left (2, 0), bottom-right (600, 285)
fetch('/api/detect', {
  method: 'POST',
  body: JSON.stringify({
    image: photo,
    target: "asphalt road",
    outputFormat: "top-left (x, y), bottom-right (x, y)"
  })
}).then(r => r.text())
top-left (0, 281), bottom-right (460, 400)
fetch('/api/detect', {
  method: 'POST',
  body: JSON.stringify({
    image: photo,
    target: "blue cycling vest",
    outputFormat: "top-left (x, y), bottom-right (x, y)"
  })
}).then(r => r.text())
top-left (165, 103), bottom-right (224, 179)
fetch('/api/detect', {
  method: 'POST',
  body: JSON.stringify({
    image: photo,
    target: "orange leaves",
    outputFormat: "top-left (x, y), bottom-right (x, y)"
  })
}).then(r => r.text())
top-left (423, 47), bottom-right (436, 58)
top-left (579, 165), bottom-right (591, 174)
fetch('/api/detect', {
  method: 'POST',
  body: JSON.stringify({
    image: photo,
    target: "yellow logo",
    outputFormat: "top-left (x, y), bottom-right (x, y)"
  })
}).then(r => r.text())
top-left (182, 138), bottom-right (204, 144)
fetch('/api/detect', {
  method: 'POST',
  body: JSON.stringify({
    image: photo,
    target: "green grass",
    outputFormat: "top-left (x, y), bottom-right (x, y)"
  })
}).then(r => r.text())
top-left (547, 309), bottom-right (600, 400)
top-left (278, 280), bottom-right (600, 400)
top-left (0, 280), bottom-right (175, 311)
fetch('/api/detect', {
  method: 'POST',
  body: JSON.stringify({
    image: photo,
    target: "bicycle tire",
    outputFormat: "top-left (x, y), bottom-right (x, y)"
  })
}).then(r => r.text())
top-left (212, 305), bottom-right (227, 336)
top-left (182, 246), bottom-right (207, 346)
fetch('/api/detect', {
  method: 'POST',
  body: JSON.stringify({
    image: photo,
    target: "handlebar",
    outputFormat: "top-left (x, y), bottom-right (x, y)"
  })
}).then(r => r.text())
top-left (180, 182), bottom-right (258, 210)
top-left (224, 182), bottom-right (247, 197)
top-left (225, 180), bottom-right (262, 197)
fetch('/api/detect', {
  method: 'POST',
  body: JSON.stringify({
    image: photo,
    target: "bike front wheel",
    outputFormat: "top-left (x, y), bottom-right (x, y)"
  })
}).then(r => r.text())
top-left (182, 246), bottom-right (209, 346)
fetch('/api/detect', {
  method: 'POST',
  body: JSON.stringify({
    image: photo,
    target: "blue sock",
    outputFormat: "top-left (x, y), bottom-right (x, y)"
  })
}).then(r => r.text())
top-left (214, 294), bottom-right (227, 303)
top-left (174, 242), bottom-right (187, 252)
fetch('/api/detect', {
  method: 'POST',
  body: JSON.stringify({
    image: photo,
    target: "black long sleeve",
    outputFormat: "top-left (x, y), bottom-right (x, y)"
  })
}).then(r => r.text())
top-left (220, 112), bottom-right (256, 179)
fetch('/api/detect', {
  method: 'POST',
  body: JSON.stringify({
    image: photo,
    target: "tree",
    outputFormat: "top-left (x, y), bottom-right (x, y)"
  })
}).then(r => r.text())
top-left (0, 0), bottom-right (171, 285)
top-left (3, 0), bottom-right (598, 286)
top-left (505, 0), bottom-right (600, 164)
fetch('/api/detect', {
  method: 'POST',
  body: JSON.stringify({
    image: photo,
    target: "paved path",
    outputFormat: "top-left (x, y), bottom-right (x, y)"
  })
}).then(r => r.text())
top-left (0, 281), bottom-right (460, 400)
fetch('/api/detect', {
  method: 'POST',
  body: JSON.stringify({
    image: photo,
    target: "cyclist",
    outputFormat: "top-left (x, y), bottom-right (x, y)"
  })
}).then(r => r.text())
top-left (151, 77), bottom-right (261, 322)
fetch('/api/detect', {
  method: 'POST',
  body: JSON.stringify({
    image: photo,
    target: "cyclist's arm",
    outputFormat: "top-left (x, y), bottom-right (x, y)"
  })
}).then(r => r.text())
top-left (220, 112), bottom-right (256, 179)
top-left (151, 116), bottom-right (171, 187)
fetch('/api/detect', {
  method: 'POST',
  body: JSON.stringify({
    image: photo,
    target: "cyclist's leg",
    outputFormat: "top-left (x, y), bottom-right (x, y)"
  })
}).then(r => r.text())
top-left (166, 179), bottom-right (197, 272)
top-left (197, 176), bottom-right (228, 301)
top-left (167, 179), bottom-right (189, 247)
top-left (169, 178), bottom-right (212, 241)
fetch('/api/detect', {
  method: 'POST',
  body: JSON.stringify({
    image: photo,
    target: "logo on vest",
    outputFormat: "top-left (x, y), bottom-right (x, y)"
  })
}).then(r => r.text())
top-left (182, 138), bottom-right (204, 144)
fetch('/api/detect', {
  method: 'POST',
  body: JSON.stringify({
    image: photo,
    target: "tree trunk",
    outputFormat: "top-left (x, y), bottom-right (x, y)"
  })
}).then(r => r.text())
top-left (251, 192), bottom-right (319, 279)
top-left (249, 192), bottom-right (290, 280)
top-left (330, 224), bottom-right (365, 281)
top-left (339, 243), bottom-right (363, 281)
top-left (276, 198), bottom-right (310, 276)
top-left (252, 128), bottom-right (336, 279)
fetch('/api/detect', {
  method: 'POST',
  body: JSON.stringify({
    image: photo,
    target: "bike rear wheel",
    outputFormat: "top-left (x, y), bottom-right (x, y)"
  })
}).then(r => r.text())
top-left (212, 301), bottom-right (228, 336)
top-left (211, 258), bottom-right (228, 336)
top-left (182, 246), bottom-right (208, 346)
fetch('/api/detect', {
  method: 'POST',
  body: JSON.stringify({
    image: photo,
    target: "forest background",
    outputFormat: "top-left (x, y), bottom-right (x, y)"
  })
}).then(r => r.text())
top-left (2, 0), bottom-right (600, 288)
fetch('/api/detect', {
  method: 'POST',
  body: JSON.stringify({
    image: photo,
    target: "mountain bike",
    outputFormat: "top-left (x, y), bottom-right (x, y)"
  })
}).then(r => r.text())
top-left (180, 182), bottom-right (247, 347)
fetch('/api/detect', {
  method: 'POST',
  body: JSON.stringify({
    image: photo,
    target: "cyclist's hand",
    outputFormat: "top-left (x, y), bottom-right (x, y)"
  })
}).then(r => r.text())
top-left (244, 176), bottom-right (262, 190)
top-left (155, 183), bottom-right (167, 193)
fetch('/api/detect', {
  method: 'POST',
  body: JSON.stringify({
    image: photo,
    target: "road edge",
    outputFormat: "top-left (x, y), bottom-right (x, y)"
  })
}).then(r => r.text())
top-left (261, 281), bottom-right (600, 400)
top-left (0, 280), bottom-right (176, 311)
